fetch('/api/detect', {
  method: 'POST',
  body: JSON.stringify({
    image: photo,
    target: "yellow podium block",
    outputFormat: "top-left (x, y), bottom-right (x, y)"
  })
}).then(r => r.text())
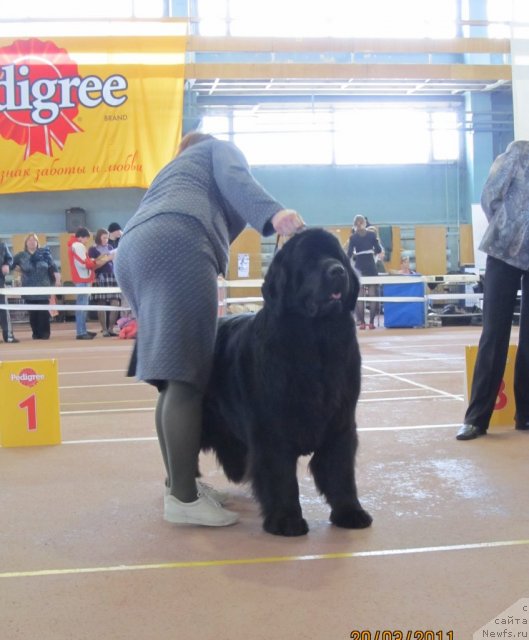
top-left (0, 359), bottom-right (61, 447)
top-left (465, 344), bottom-right (517, 429)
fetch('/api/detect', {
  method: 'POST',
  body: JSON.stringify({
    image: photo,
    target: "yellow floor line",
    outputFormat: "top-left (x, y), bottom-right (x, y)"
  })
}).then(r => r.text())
top-left (2, 539), bottom-right (528, 579)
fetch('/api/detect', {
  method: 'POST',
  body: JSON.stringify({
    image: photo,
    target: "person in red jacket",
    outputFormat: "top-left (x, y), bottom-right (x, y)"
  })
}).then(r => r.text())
top-left (67, 227), bottom-right (110, 340)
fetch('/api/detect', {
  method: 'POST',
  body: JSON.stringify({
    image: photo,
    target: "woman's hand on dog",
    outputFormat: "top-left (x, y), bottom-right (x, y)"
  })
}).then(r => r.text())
top-left (272, 209), bottom-right (305, 236)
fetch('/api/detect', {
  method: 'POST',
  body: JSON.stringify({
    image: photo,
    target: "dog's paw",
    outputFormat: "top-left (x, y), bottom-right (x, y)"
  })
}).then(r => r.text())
top-left (263, 513), bottom-right (309, 537)
top-left (330, 506), bottom-right (373, 529)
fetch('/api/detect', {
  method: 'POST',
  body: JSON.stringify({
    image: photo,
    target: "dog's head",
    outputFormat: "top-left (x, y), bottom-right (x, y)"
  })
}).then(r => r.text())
top-left (262, 228), bottom-right (360, 318)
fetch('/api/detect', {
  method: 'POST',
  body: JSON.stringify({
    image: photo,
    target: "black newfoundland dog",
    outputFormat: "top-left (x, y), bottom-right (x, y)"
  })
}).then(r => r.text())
top-left (201, 228), bottom-right (372, 536)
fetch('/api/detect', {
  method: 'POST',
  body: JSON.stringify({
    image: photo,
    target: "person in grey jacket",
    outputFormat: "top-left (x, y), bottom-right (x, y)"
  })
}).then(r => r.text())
top-left (0, 241), bottom-right (18, 344)
top-left (115, 132), bottom-right (305, 526)
top-left (457, 140), bottom-right (529, 440)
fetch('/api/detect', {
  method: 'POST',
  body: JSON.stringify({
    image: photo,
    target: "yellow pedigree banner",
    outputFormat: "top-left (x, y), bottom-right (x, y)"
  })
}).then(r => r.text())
top-left (0, 32), bottom-right (186, 193)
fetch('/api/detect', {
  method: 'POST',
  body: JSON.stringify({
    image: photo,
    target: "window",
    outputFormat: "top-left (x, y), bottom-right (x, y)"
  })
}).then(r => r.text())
top-left (0, 0), bottom-right (164, 19)
top-left (198, 0), bottom-right (457, 38)
top-left (431, 112), bottom-right (459, 161)
top-left (201, 106), bottom-right (460, 165)
top-left (334, 109), bottom-right (430, 165)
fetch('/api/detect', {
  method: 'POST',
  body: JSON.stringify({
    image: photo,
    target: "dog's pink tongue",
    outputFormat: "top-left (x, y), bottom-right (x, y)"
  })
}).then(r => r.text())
top-left (330, 292), bottom-right (342, 300)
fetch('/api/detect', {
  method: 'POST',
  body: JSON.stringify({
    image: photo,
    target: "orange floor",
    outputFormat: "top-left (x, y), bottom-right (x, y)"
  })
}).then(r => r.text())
top-left (1, 321), bottom-right (528, 640)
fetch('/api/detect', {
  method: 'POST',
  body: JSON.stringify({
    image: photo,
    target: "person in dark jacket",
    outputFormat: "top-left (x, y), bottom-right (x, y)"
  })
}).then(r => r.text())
top-left (12, 233), bottom-right (61, 340)
top-left (115, 132), bottom-right (304, 527)
top-left (457, 140), bottom-right (529, 440)
top-left (0, 240), bottom-right (18, 343)
top-left (347, 215), bottom-right (383, 329)
top-left (107, 222), bottom-right (122, 249)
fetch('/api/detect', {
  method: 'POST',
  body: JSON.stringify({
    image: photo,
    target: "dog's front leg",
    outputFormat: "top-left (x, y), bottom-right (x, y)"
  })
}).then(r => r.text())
top-left (310, 427), bottom-right (372, 529)
top-left (251, 441), bottom-right (308, 537)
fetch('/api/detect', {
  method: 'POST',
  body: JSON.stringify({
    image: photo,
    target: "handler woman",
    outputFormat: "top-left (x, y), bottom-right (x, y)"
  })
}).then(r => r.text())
top-left (115, 132), bottom-right (304, 527)
top-left (456, 140), bottom-right (529, 440)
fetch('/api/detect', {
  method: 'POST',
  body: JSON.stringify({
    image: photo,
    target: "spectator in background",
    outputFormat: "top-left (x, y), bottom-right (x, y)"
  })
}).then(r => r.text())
top-left (107, 222), bottom-right (122, 249)
top-left (398, 255), bottom-right (417, 275)
top-left (67, 227), bottom-right (111, 340)
top-left (0, 240), bottom-right (18, 343)
top-left (12, 233), bottom-right (60, 340)
top-left (89, 228), bottom-right (120, 337)
top-left (457, 140), bottom-right (529, 440)
top-left (347, 214), bottom-right (383, 329)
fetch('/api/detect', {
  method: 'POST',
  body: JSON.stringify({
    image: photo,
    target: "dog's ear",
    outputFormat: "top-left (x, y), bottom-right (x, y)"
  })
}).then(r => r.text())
top-left (262, 250), bottom-right (288, 313)
top-left (345, 258), bottom-right (361, 310)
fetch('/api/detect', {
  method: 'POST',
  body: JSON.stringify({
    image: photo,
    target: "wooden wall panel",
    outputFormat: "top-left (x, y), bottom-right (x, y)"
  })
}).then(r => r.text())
top-left (415, 225), bottom-right (446, 275)
top-left (326, 225), bottom-right (352, 252)
top-left (59, 233), bottom-right (73, 283)
top-left (385, 226), bottom-right (402, 272)
top-left (459, 224), bottom-right (475, 265)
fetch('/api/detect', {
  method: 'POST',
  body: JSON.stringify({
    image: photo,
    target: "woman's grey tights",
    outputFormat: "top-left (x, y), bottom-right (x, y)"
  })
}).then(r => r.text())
top-left (155, 380), bottom-right (203, 503)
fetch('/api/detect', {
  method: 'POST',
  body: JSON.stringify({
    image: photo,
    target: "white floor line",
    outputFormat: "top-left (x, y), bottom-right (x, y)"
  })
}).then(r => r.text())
top-left (362, 364), bottom-right (464, 401)
top-left (60, 383), bottom-right (145, 390)
top-left (363, 370), bottom-right (464, 377)
top-left (364, 356), bottom-right (464, 364)
top-left (360, 423), bottom-right (460, 431)
top-left (60, 423), bottom-right (462, 445)
top-left (59, 370), bottom-right (129, 375)
top-left (360, 394), bottom-right (464, 403)
top-left (63, 436), bottom-right (157, 444)
top-left (60, 408), bottom-right (154, 415)
top-left (1, 538), bottom-right (527, 579)
top-left (57, 395), bottom-right (460, 414)
top-left (360, 386), bottom-right (463, 395)
top-left (377, 342), bottom-right (481, 350)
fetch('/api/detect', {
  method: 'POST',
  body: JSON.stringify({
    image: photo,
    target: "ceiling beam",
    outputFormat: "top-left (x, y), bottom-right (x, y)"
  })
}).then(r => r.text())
top-left (187, 36), bottom-right (510, 55)
top-left (185, 63), bottom-right (512, 82)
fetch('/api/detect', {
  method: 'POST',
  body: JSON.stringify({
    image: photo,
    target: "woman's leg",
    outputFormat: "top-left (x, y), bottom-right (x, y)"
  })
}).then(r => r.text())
top-left (108, 301), bottom-right (120, 334)
top-left (160, 380), bottom-right (203, 502)
top-left (97, 310), bottom-right (108, 334)
top-left (514, 269), bottom-right (529, 426)
top-left (355, 286), bottom-right (366, 325)
top-left (28, 310), bottom-right (39, 338)
top-left (158, 379), bottom-right (238, 526)
top-left (37, 306), bottom-right (50, 339)
top-left (155, 387), bottom-right (170, 488)
top-left (367, 284), bottom-right (379, 326)
top-left (464, 257), bottom-right (520, 429)
top-left (75, 284), bottom-right (89, 336)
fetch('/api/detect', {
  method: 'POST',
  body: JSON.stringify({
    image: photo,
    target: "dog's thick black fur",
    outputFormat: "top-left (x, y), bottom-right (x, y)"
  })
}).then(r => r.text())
top-left (201, 228), bottom-right (372, 536)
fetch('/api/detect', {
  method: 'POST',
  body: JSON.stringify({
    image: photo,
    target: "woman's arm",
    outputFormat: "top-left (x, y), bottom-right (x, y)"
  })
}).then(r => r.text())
top-left (211, 140), bottom-right (286, 234)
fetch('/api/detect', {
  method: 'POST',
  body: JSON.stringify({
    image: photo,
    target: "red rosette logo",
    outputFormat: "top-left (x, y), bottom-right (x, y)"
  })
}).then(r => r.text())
top-left (14, 368), bottom-right (43, 387)
top-left (0, 38), bottom-right (83, 158)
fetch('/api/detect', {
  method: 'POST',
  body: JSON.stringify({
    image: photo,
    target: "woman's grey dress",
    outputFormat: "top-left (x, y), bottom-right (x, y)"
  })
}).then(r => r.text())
top-left (115, 138), bottom-right (283, 390)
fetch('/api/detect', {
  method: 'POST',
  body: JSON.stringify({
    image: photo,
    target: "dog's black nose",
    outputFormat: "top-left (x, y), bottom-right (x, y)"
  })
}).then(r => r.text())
top-left (328, 263), bottom-right (346, 278)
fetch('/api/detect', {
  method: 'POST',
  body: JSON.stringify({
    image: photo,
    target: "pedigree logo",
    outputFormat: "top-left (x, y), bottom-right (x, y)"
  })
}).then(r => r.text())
top-left (0, 38), bottom-right (128, 158)
top-left (10, 368), bottom-right (45, 388)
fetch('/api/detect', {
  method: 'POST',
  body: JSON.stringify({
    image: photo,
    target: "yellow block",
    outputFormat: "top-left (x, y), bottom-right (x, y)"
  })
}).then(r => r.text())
top-left (465, 345), bottom-right (517, 428)
top-left (0, 359), bottom-right (61, 447)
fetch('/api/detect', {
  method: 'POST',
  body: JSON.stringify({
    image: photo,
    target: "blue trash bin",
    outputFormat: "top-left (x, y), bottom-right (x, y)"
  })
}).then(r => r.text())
top-left (383, 281), bottom-right (425, 328)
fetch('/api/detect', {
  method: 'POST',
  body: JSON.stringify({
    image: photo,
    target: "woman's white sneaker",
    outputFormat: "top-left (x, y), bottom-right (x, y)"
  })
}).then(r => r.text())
top-left (196, 480), bottom-right (230, 505)
top-left (164, 493), bottom-right (239, 527)
top-left (164, 481), bottom-right (230, 505)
